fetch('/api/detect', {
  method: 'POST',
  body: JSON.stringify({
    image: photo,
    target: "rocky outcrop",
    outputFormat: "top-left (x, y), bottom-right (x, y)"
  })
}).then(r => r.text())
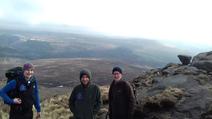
top-left (178, 55), bottom-right (192, 65)
top-left (2, 51), bottom-right (212, 119)
top-left (192, 51), bottom-right (212, 72)
top-left (131, 63), bottom-right (212, 119)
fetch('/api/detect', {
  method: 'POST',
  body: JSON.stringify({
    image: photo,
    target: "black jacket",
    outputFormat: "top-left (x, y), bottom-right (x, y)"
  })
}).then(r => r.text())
top-left (69, 69), bottom-right (102, 119)
top-left (109, 80), bottom-right (135, 119)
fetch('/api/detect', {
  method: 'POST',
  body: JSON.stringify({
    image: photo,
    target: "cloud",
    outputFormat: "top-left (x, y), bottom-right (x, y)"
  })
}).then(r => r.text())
top-left (0, 0), bottom-right (212, 47)
top-left (0, 0), bottom-right (40, 21)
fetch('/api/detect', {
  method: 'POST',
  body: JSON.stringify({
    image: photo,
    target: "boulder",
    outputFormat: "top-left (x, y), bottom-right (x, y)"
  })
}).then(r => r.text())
top-left (192, 51), bottom-right (212, 72)
top-left (178, 55), bottom-right (192, 65)
top-left (132, 62), bottom-right (212, 119)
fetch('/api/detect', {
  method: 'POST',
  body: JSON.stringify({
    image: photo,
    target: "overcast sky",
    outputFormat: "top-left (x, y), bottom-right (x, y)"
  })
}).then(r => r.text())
top-left (0, 0), bottom-right (212, 48)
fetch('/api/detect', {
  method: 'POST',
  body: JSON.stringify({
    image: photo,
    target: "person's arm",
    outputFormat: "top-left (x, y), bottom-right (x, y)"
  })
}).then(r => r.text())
top-left (69, 88), bottom-right (76, 113)
top-left (108, 82), bottom-right (113, 119)
top-left (0, 80), bottom-right (17, 104)
top-left (126, 81), bottom-right (135, 119)
top-left (93, 85), bottom-right (102, 115)
top-left (33, 80), bottom-right (41, 112)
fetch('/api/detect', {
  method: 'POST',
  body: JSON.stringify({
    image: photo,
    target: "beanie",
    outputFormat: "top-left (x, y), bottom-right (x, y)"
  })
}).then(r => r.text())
top-left (112, 67), bottom-right (122, 74)
top-left (23, 63), bottom-right (34, 71)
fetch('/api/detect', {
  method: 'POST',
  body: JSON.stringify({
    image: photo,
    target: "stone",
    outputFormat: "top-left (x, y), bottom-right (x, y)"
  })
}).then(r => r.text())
top-left (178, 55), bottom-right (192, 65)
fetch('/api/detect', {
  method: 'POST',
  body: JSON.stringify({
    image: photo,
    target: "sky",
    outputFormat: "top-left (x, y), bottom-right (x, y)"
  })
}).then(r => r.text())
top-left (0, 0), bottom-right (212, 49)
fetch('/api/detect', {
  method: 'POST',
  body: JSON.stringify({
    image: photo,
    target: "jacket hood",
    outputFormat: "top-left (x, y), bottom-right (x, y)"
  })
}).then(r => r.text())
top-left (80, 69), bottom-right (92, 80)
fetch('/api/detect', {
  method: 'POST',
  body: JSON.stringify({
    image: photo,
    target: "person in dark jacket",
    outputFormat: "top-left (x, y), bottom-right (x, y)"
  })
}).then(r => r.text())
top-left (108, 67), bottom-right (135, 119)
top-left (69, 69), bottom-right (102, 119)
top-left (0, 63), bottom-right (41, 119)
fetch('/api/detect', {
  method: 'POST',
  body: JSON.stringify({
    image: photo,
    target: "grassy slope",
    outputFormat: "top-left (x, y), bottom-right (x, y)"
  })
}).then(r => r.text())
top-left (0, 86), bottom-right (109, 119)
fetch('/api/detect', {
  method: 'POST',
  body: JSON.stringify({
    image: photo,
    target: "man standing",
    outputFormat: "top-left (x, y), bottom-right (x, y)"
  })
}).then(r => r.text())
top-left (108, 67), bottom-right (135, 119)
top-left (69, 69), bottom-right (102, 119)
top-left (0, 63), bottom-right (41, 119)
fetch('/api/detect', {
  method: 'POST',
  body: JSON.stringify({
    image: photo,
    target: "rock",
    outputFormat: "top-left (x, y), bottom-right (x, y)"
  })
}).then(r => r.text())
top-left (201, 103), bottom-right (212, 119)
top-left (162, 65), bottom-right (200, 76)
top-left (97, 52), bottom-right (212, 119)
top-left (178, 55), bottom-right (192, 65)
top-left (162, 63), bottom-right (180, 70)
top-left (143, 87), bottom-right (184, 110)
top-left (174, 66), bottom-right (200, 75)
top-left (132, 62), bottom-right (212, 119)
top-left (192, 51), bottom-right (212, 72)
top-left (161, 63), bottom-right (181, 76)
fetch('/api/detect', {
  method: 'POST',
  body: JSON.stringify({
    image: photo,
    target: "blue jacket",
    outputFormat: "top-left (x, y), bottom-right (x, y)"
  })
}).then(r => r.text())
top-left (0, 75), bottom-right (41, 112)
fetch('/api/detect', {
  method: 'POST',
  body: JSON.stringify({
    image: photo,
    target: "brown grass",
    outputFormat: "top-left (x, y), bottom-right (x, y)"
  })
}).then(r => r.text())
top-left (0, 86), bottom-right (110, 119)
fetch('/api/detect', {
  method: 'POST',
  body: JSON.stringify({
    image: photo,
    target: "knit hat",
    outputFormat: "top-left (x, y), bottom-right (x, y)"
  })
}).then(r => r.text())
top-left (80, 69), bottom-right (92, 80)
top-left (112, 67), bottom-right (122, 74)
top-left (23, 63), bottom-right (34, 71)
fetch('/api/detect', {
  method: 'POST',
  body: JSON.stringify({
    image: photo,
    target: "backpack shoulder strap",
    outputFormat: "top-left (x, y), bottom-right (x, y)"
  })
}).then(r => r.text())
top-left (14, 77), bottom-right (21, 95)
top-left (6, 77), bottom-right (22, 100)
top-left (30, 76), bottom-right (36, 86)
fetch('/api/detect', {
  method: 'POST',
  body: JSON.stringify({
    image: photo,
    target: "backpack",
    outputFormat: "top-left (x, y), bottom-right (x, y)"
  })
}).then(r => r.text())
top-left (5, 66), bottom-right (23, 83)
top-left (4, 66), bottom-right (23, 103)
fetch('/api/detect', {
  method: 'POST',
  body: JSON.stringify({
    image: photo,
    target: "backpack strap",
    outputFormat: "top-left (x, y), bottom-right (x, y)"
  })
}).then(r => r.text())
top-left (28, 76), bottom-right (36, 87)
top-left (13, 76), bottom-right (22, 98)
top-left (27, 76), bottom-right (36, 100)
top-left (6, 77), bottom-right (21, 103)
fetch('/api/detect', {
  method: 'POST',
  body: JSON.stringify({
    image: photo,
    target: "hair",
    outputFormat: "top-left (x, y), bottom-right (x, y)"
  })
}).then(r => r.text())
top-left (112, 67), bottom-right (122, 74)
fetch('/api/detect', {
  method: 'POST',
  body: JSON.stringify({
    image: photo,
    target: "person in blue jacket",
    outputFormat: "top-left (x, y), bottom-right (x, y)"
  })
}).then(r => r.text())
top-left (0, 63), bottom-right (41, 119)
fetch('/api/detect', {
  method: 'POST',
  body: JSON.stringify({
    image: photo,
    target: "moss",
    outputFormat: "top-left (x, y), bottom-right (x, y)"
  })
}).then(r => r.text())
top-left (143, 87), bottom-right (184, 110)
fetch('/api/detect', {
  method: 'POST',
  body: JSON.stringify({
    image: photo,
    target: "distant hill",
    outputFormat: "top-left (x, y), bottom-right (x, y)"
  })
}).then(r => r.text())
top-left (0, 29), bottom-right (187, 67)
top-left (32, 58), bottom-right (145, 87)
top-left (0, 57), bottom-right (146, 99)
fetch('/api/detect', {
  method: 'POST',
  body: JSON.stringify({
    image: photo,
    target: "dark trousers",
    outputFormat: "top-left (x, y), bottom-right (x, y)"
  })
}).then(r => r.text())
top-left (9, 108), bottom-right (33, 119)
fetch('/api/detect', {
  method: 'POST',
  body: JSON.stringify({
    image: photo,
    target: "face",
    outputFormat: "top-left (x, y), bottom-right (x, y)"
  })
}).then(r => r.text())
top-left (113, 71), bottom-right (122, 81)
top-left (23, 68), bottom-right (34, 80)
top-left (81, 75), bottom-right (90, 86)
